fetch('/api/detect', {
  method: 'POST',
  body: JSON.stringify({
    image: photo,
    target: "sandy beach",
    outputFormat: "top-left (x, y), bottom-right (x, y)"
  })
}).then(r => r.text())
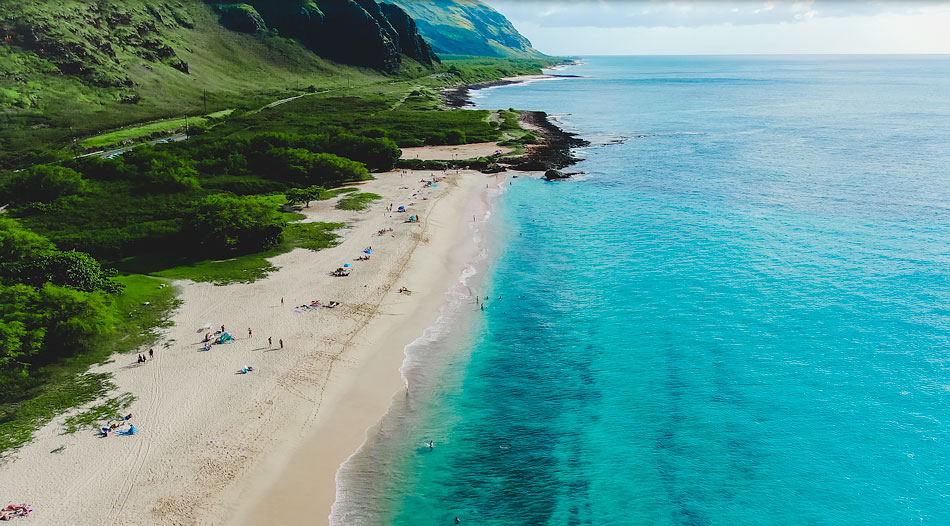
top-left (400, 141), bottom-right (515, 161)
top-left (0, 166), bottom-right (505, 525)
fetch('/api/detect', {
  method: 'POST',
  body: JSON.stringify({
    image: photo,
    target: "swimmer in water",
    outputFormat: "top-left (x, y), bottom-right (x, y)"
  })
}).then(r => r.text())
top-left (429, 440), bottom-right (434, 450)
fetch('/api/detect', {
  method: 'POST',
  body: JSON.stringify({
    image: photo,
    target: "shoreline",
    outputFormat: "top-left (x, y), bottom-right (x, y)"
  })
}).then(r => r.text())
top-left (0, 166), bottom-right (505, 525)
top-left (442, 73), bottom-right (581, 109)
top-left (230, 170), bottom-right (506, 526)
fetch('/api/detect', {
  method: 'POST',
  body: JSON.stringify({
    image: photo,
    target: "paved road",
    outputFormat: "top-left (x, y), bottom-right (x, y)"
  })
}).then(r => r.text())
top-left (88, 133), bottom-right (188, 159)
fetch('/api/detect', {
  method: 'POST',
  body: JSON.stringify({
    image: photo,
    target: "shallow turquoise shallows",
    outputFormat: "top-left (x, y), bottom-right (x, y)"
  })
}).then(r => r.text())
top-left (334, 56), bottom-right (950, 525)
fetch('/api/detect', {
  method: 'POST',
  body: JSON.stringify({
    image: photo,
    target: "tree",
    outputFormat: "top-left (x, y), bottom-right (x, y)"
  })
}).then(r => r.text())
top-left (186, 194), bottom-right (285, 252)
top-left (122, 147), bottom-right (201, 193)
top-left (444, 129), bottom-right (466, 145)
top-left (3, 165), bottom-right (86, 203)
top-left (0, 218), bottom-right (54, 264)
top-left (0, 218), bottom-right (121, 293)
top-left (285, 185), bottom-right (325, 208)
top-left (0, 283), bottom-right (115, 374)
top-left (29, 251), bottom-right (122, 293)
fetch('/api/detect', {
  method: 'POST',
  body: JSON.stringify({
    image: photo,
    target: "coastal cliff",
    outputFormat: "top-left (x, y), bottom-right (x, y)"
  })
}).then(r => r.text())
top-left (388, 0), bottom-right (544, 58)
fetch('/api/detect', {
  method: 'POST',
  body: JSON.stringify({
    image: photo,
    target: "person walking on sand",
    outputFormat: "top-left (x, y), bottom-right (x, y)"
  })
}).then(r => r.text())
top-left (248, 328), bottom-right (253, 338)
top-left (221, 325), bottom-right (225, 333)
top-left (268, 336), bottom-right (272, 346)
top-left (281, 297), bottom-right (284, 306)
top-left (149, 348), bottom-right (154, 359)
top-left (279, 339), bottom-right (284, 349)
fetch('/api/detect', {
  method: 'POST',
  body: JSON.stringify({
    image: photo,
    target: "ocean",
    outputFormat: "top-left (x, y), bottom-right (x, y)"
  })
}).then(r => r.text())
top-left (332, 55), bottom-right (950, 525)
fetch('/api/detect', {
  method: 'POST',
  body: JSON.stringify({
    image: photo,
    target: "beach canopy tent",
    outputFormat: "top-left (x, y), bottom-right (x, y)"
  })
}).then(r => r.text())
top-left (363, 249), bottom-right (372, 254)
top-left (343, 263), bottom-right (351, 268)
top-left (217, 333), bottom-right (234, 344)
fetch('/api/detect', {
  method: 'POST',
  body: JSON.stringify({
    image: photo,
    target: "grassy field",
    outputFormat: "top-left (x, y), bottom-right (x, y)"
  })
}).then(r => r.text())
top-left (80, 116), bottom-right (209, 149)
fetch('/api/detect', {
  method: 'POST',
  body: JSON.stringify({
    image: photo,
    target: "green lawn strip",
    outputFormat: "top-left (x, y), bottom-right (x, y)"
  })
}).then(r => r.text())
top-left (206, 109), bottom-right (235, 119)
top-left (0, 274), bottom-right (178, 453)
top-left (336, 192), bottom-right (382, 211)
top-left (80, 116), bottom-right (210, 149)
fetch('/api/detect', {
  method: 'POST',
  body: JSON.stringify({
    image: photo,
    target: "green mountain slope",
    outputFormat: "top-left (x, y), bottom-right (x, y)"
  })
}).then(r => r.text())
top-left (387, 0), bottom-right (543, 58)
top-left (0, 0), bottom-right (544, 168)
top-left (0, 0), bottom-right (430, 167)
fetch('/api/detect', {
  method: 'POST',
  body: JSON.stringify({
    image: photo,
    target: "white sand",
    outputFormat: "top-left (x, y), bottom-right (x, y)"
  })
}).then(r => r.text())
top-left (400, 142), bottom-right (514, 161)
top-left (0, 167), bottom-right (504, 525)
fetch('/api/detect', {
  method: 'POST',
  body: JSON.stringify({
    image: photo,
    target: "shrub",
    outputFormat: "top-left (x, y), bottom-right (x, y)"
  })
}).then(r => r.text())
top-left (186, 194), bottom-right (285, 253)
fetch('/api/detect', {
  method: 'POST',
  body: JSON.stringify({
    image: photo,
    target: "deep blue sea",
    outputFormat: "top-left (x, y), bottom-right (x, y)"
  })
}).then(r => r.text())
top-left (333, 56), bottom-right (950, 525)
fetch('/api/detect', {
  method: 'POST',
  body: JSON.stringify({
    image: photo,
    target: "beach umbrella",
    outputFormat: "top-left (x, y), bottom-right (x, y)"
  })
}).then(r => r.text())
top-left (364, 249), bottom-right (372, 254)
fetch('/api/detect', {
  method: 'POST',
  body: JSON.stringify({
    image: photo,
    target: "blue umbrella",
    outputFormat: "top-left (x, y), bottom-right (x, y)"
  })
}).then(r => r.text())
top-left (364, 249), bottom-right (372, 254)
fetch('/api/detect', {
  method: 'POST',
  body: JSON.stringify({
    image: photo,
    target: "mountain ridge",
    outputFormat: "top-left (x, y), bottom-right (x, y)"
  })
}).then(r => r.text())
top-left (388, 0), bottom-right (544, 58)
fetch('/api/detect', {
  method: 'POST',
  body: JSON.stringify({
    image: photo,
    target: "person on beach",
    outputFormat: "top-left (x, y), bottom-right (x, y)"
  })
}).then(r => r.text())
top-left (268, 336), bottom-right (272, 346)
top-left (149, 348), bottom-right (154, 359)
top-left (221, 325), bottom-right (225, 333)
top-left (281, 297), bottom-right (284, 306)
top-left (248, 328), bottom-right (253, 338)
top-left (279, 339), bottom-right (284, 349)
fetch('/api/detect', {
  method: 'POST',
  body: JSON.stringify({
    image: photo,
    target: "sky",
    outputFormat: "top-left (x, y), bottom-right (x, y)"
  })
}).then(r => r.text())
top-left (484, 1), bottom-right (950, 55)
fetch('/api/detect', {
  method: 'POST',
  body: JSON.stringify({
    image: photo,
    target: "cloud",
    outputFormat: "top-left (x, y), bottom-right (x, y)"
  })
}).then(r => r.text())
top-left (485, 0), bottom-right (943, 29)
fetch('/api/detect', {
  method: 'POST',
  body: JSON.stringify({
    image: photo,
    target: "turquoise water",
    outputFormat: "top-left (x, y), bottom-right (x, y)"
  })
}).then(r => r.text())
top-left (334, 56), bottom-right (950, 525)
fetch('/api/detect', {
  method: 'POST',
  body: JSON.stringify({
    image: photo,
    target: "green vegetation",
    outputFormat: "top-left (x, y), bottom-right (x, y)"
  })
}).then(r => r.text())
top-left (337, 192), bottom-right (383, 211)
